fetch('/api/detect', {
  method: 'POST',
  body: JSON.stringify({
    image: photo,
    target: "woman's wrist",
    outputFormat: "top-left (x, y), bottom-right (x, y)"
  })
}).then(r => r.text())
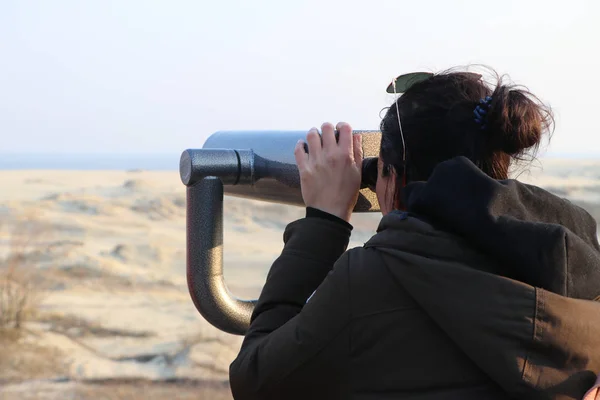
top-left (305, 207), bottom-right (353, 230)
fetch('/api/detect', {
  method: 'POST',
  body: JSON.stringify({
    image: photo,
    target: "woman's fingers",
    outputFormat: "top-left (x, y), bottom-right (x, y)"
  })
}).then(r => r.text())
top-left (336, 122), bottom-right (353, 155)
top-left (306, 128), bottom-right (322, 160)
top-left (295, 122), bottom-right (361, 222)
top-left (294, 140), bottom-right (308, 171)
top-left (321, 122), bottom-right (336, 149)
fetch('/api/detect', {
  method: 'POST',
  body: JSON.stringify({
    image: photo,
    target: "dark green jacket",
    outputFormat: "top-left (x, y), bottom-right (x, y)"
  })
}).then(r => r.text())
top-left (230, 157), bottom-right (600, 400)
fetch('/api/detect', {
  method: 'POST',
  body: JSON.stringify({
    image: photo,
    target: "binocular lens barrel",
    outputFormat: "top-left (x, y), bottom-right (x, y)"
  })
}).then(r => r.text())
top-left (181, 130), bottom-right (382, 212)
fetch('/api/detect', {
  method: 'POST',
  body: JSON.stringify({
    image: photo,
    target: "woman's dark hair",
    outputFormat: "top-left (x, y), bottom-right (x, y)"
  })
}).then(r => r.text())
top-left (379, 67), bottom-right (554, 200)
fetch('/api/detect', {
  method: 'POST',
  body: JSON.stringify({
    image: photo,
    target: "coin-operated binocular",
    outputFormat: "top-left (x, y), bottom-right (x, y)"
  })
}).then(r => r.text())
top-left (180, 130), bottom-right (382, 335)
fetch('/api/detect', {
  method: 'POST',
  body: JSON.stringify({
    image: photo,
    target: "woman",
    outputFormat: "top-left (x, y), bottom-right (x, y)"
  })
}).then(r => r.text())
top-left (229, 69), bottom-right (600, 399)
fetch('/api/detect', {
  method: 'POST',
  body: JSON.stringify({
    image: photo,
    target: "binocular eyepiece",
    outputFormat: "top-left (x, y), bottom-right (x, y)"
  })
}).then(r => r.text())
top-left (360, 156), bottom-right (379, 192)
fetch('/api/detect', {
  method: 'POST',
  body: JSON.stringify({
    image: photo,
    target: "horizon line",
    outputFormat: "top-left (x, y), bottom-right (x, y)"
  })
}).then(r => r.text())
top-left (1, 151), bottom-right (599, 157)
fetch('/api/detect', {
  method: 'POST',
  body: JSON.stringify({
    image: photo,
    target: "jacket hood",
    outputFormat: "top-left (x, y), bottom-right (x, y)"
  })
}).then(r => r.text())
top-left (391, 156), bottom-right (599, 299)
top-left (365, 156), bottom-right (600, 399)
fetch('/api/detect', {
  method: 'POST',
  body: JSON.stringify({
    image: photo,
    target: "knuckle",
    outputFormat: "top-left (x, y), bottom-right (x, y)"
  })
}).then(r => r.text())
top-left (307, 131), bottom-right (319, 141)
top-left (324, 150), bottom-right (353, 167)
top-left (299, 168), bottom-right (312, 178)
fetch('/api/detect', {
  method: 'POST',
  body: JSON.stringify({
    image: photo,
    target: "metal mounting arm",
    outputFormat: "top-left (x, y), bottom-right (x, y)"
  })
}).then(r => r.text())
top-left (181, 148), bottom-right (256, 335)
top-left (186, 176), bottom-right (255, 335)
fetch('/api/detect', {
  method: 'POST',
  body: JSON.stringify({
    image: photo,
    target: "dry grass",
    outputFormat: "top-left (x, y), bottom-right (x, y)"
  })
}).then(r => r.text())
top-left (0, 212), bottom-right (72, 384)
top-left (0, 211), bottom-right (50, 330)
top-left (0, 267), bottom-right (38, 329)
top-left (0, 210), bottom-right (77, 330)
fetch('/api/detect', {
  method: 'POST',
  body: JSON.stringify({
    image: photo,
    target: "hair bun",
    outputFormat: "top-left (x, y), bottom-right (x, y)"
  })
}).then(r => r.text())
top-left (487, 84), bottom-right (553, 155)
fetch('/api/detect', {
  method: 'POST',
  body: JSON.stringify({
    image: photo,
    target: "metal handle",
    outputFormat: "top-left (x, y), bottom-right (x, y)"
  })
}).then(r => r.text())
top-left (181, 148), bottom-right (256, 335)
top-left (186, 176), bottom-right (255, 335)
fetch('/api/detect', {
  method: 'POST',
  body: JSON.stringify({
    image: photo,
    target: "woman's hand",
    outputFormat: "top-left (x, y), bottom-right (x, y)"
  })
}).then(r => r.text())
top-left (294, 122), bottom-right (363, 223)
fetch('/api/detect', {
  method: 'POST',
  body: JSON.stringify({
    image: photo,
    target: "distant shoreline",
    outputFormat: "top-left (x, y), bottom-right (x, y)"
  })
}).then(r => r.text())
top-left (0, 152), bottom-right (599, 171)
top-left (0, 153), bottom-right (179, 171)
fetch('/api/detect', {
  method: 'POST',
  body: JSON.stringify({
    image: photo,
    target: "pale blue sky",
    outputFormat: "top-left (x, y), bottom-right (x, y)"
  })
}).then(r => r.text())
top-left (1, 0), bottom-right (599, 156)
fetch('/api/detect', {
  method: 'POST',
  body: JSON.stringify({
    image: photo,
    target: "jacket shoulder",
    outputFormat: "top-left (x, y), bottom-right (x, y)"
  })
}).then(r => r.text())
top-left (344, 246), bottom-right (419, 318)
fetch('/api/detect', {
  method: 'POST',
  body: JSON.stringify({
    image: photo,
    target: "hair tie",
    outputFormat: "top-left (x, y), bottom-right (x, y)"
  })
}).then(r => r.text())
top-left (473, 96), bottom-right (493, 130)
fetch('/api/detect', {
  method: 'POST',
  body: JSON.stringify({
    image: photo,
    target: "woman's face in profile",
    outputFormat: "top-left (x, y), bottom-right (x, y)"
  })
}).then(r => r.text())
top-left (376, 156), bottom-right (396, 216)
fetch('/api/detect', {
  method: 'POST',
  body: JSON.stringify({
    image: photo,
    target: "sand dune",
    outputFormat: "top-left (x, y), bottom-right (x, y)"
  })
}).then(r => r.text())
top-left (0, 161), bottom-right (599, 398)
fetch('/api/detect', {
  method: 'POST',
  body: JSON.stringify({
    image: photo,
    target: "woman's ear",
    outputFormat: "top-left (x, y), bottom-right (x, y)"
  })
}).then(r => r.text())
top-left (392, 168), bottom-right (408, 212)
top-left (386, 168), bottom-right (400, 211)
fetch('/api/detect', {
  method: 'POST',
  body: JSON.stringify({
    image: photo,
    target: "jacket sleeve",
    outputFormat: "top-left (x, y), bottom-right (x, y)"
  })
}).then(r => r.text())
top-left (229, 217), bottom-right (354, 400)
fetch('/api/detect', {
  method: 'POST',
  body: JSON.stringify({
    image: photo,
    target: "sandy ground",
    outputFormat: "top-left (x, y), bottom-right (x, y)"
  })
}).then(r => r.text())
top-left (0, 160), bottom-right (599, 399)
